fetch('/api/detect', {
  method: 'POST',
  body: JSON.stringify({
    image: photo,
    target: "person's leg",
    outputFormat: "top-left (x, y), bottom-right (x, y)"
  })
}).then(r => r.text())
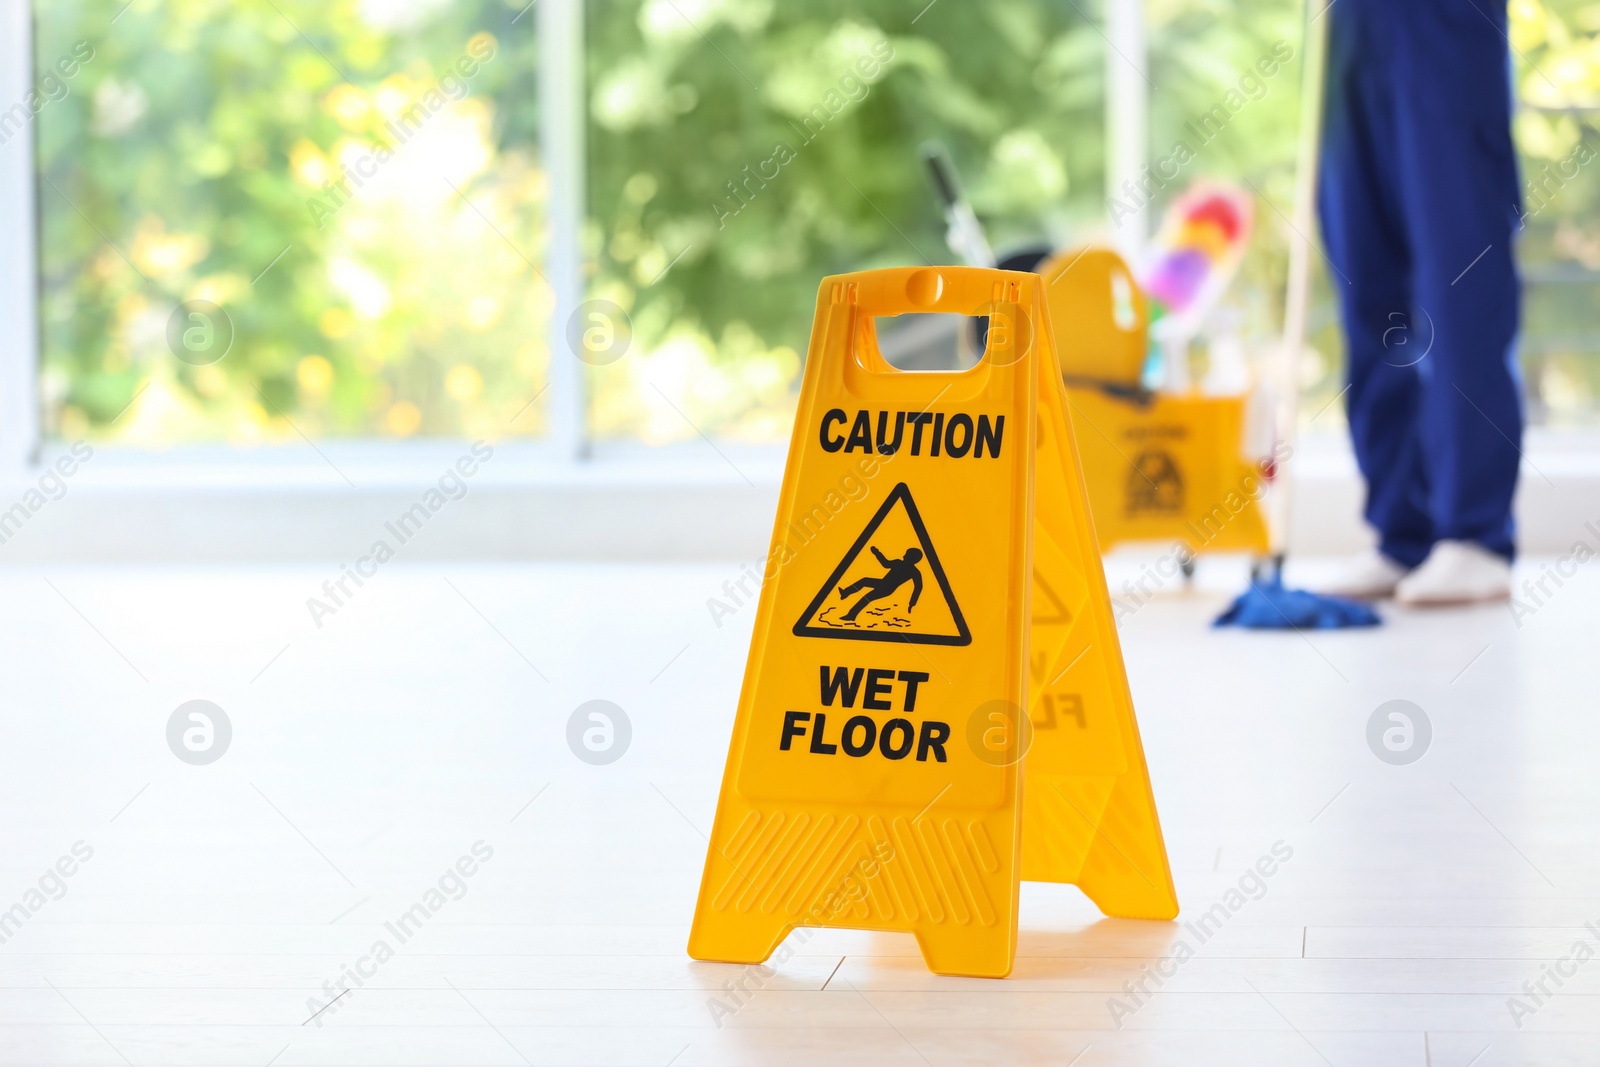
top-left (1388, 0), bottom-right (1523, 562)
top-left (1317, 1), bottom-right (1436, 568)
top-left (841, 586), bottom-right (891, 621)
top-left (838, 577), bottom-right (874, 598)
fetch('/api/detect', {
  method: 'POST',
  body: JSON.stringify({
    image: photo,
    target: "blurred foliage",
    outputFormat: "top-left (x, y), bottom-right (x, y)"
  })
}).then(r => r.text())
top-left (582, 0), bottom-right (1108, 441)
top-left (39, 0), bottom-right (1111, 444)
top-left (1508, 0), bottom-right (1600, 425)
top-left (37, 0), bottom-right (546, 443)
top-left (33, 0), bottom-right (1600, 444)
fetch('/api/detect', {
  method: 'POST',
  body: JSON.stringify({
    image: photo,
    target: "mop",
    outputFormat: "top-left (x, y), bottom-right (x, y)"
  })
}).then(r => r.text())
top-left (1213, 4), bottom-right (1379, 629)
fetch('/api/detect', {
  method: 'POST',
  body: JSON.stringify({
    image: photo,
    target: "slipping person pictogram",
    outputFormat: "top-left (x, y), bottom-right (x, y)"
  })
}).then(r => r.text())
top-left (838, 547), bottom-right (923, 622)
top-left (793, 482), bottom-right (971, 646)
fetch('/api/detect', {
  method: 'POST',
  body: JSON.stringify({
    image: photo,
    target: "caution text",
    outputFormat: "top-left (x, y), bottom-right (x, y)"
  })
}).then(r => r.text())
top-left (819, 409), bottom-right (1004, 459)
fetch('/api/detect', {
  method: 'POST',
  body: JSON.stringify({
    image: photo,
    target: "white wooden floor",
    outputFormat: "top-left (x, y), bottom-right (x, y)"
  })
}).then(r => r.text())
top-left (1, 557), bottom-right (1596, 1065)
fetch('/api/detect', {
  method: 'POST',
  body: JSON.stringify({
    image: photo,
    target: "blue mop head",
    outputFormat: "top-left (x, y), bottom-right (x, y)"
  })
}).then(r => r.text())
top-left (1213, 574), bottom-right (1381, 629)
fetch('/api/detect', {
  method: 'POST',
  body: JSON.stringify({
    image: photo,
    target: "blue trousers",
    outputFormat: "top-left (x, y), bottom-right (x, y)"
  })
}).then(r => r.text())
top-left (1317, 0), bottom-right (1524, 566)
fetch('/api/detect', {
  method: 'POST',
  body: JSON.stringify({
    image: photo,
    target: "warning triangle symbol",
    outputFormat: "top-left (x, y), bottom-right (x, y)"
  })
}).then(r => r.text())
top-left (1032, 571), bottom-right (1073, 626)
top-left (793, 482), bottom-right (971, 646)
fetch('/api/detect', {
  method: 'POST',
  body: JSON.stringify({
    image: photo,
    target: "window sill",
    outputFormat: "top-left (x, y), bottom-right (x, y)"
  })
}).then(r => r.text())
top-left (1, 430), bottom-right (1596, 563)
top-left (1, 439), bottom-right (787, 563)
top-left (21, 439), bottom-right (787, 491)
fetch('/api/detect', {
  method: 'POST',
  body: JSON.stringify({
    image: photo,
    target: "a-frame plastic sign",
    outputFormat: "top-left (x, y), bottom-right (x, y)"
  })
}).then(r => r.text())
top-left (688, 266), bottom-right (1177, 979)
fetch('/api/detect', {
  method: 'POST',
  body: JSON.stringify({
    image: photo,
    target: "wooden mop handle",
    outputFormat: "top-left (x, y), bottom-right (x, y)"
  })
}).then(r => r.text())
top-left (1268, 3), bottom-right (1332, 557)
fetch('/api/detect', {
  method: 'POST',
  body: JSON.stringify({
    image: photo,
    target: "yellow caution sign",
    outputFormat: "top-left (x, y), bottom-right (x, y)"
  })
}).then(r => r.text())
top-left (1021, 373), bottom-right (1181, 920)
top-left (688, 266), bottom-right (1176, 979)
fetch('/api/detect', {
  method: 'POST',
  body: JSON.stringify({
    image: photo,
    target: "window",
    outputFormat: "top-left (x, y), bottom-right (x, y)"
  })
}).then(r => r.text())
top-left (31, 0), bottom-right (549, 445)
top-left (1146, 0), bottom-right (1600, 429)
top-left (15, 0), bottom-right (1600, 467)
top-left (1512, 1), bottom-right (1600, 426)
top-left (1144, 3), bottom-right (1305, 358)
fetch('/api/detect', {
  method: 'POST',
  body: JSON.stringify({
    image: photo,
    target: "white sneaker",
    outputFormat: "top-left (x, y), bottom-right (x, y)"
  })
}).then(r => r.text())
top-left (1315, 550), bottom-right (1410, 599)
top-left (1394, 540), bottom-right (1511, 606)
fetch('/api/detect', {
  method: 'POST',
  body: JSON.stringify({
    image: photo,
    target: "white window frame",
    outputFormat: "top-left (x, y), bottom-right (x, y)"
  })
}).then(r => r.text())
top-left (538, 0), bottom-right (587, 461)
top-left (0, 0), bottom-right (41, 478)
top-left (1104, 0), bottom-right (1148, 257)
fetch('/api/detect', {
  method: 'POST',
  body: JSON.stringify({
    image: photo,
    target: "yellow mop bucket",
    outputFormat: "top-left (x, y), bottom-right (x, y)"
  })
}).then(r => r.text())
top-left (1039, 247), bottom-right (1272, 556)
